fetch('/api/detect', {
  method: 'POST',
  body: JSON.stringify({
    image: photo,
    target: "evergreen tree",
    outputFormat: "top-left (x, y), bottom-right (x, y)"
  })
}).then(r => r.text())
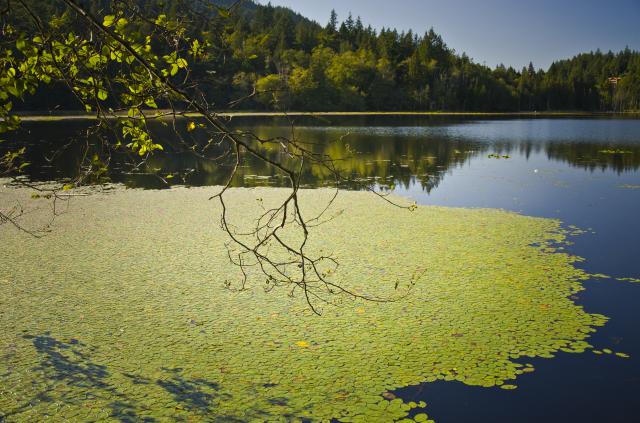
top-left (6, 0), bottom-right (640, 113)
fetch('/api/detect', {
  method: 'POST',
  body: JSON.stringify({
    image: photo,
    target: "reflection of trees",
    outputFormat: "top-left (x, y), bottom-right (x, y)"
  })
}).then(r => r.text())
top-left (8, 120), bottom-right (488, 192)
top-left (229, 125), bottom-right (487, 193)
top-left (476, 140), bottom-right (640, 174)
top-left (8, 120), bottom-right (640, 190)
top-left (545, 143), bottom-right (640, 174)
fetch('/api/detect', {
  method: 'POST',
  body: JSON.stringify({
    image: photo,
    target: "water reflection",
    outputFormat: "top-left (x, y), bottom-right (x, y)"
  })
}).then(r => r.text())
top-left (3, 117), bottom-right (640, 423)
top-left (4, 117), bottom-right (640, 190)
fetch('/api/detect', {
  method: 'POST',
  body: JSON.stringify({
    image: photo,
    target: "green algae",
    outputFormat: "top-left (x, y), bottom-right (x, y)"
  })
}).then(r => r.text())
top-left (0, 184), bottom-right (619, 422)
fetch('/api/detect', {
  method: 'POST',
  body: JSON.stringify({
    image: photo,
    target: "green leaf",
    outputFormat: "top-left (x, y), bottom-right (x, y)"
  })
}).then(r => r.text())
top-left (155, 14), bottom-right (167, 26)
top-left (97, 89), bottom-right (108, 101)
top-left (116, 18), bottom-right (128, 29)
top-left (144, 98), bottom-right (158, 109)
top-left (103, 15), bottom-right (116, 27)
top-left (88, 55), bottom-right (101, 68)
top-left (170, 64), bottom-right (179, 76)
top-left (7, 85), bottom-right (20, 97)
top-left (176, 58), bottom-right (188, 69)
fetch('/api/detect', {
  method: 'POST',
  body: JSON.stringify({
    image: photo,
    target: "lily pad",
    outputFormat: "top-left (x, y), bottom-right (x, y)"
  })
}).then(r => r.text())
top-left (0, 185), bottom-right (623, 422)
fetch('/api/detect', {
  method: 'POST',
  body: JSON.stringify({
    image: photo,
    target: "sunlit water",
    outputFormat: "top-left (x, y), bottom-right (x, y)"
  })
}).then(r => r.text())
top-left (4, 116), bottom-right (640, 422)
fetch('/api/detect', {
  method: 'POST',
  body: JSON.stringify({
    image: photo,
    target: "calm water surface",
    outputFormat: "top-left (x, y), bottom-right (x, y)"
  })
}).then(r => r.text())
top-left (6, 117), bottom-right (640, 422)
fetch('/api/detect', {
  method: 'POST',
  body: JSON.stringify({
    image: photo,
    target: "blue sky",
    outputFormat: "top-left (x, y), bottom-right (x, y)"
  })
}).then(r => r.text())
top-left (258, 0), bottom-right (640, 70)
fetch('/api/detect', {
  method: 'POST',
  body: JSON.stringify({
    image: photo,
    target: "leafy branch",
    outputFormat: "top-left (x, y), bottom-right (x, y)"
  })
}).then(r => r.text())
top-left (0, 0), bottom-right (417, 314)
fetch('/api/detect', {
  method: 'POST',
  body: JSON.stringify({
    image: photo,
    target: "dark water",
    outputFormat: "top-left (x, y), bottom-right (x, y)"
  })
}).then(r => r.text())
top-left (5, 116), bottom-right (640, 422)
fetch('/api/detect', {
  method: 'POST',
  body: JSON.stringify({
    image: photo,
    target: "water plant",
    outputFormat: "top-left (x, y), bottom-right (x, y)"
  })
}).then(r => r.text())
top-left (0, 186), bottom-right (624, 422)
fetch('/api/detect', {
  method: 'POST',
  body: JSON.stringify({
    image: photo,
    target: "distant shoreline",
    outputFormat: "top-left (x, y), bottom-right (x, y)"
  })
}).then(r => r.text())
top-left (16, 110), bottom-right (640, 121)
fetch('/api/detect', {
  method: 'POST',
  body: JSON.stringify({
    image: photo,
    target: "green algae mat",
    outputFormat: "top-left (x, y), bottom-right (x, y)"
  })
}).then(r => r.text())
top-left (0, 185), bottom-right (616, 422)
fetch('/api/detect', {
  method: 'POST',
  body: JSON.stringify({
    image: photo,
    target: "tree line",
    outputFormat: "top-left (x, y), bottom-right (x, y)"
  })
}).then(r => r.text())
top-left (11, 0), bottom-right (640, 112)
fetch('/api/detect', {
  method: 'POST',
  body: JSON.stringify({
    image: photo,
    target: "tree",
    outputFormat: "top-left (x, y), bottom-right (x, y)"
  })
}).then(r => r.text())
top-left (1, 0), bottom-right (411, 314)
top-left (326, 9), bottom-right (338, 34)
top-left (326, 49), bottom-right (377, 110)
top-left (3, 0), bottom-right (638, 116)
top-left (255, 73), bottom-right (288, 107)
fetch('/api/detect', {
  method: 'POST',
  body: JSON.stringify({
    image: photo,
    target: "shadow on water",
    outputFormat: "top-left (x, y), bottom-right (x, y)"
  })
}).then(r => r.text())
top-left (3, 333), bottom-right (298, 422)
top-left (120, 368), bottom-right (230, 417)
top-left (157, 368), bottom-right (224, 415)
top-left (2, 333), bottom-right (156, 422)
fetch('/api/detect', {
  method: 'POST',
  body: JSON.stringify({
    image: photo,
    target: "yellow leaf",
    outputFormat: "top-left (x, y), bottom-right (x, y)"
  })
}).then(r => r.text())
top-left (187, 121), bottom-right (196, 132)
top-left (355, 307), bottom-right (365, 314)
top-left (295, 341), bottom-right (310, 348)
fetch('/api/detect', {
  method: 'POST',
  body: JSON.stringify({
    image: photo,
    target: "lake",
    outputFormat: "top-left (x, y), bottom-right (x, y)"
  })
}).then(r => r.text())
top-left (2, 116), bottom-right (640, 422)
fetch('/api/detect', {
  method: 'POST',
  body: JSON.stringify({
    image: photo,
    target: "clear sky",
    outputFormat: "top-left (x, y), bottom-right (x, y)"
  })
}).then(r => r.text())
top-left (257, 0), bottom-right (640, 70)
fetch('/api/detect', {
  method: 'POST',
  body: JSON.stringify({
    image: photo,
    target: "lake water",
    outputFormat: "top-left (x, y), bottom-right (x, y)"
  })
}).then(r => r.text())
top-left (4, 116), bottom-right (640, 422)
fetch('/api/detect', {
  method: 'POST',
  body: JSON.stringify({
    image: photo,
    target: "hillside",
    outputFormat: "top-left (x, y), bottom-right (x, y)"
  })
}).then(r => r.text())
top-left (7, 0), bottom-right (640, 112)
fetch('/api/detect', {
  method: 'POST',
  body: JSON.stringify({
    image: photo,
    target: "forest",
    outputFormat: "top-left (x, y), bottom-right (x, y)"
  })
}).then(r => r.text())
top-left (9, 0), bottom-right (640, 112)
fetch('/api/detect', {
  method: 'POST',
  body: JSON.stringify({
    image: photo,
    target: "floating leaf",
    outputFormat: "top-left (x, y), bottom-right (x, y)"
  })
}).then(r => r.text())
top-left (0, 187), bottom-right (629, 422)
